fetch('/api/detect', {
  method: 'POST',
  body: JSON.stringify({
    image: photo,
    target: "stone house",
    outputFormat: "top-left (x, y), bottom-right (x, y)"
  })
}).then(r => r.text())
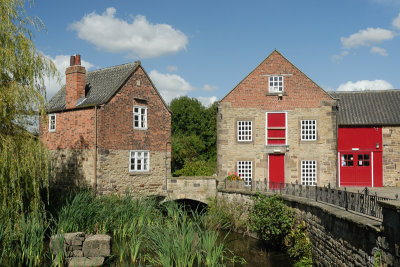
top-left (40, 55), bottom-right (171, 195)
top-left (330, 90), bottom-right (400, 187)
top-left (217, 50), bottom-right (338, 187)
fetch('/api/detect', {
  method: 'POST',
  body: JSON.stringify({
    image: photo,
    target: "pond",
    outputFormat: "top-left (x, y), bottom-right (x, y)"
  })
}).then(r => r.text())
top-left (222, 230), bottom-right (292, 267)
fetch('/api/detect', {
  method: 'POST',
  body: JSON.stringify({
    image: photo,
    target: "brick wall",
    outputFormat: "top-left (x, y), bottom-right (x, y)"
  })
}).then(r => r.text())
top-left (98, 66), bottom-right (171, 152)
top-left (382, 126), bottom-right (400, 186)
top-left (40, 108), bottom-right (96, 150)
top-left (218, 50), bottom-right (337, 186)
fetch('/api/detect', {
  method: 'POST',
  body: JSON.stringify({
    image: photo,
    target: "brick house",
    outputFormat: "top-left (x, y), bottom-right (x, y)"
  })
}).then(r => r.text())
top-left (40, 55), bottom-right (171, 195)
top-left (217, 50), bottom-right (338, 187)
top-left (330, 90), bottom-right (400, 187)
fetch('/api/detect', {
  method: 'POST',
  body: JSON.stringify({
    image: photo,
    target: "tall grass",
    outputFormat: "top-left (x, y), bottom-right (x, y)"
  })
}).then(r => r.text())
top-left (53, 191), bottom-right (234, 266)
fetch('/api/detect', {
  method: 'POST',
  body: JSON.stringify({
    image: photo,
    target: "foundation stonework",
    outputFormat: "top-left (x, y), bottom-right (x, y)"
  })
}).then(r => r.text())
top-left (382, 127), bottom-right (400, 186)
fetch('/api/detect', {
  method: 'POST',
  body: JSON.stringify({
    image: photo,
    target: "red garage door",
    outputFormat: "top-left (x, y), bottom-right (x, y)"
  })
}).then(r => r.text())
top-left (339, 152), bottom-right (372, 187)
top-left (338, 127), bottom-right (382, 187)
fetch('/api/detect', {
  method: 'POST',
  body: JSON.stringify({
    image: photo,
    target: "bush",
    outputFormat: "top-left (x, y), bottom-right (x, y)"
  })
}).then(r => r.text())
top-left (285, 220), bottom-right (312, 266)
top-left (248, 194), bottom-right (294, 248)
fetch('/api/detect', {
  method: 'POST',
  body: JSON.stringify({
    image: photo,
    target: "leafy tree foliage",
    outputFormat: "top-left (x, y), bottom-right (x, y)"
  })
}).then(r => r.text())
top-left (0, 0), bottom-right (57, 222)
top-left (248, 194), bottom-right (294, 248)
top-left (169, 97), bottom-right (217, 176)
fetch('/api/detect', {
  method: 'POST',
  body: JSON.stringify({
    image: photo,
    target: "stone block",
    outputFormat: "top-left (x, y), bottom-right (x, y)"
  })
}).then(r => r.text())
top-left (82, 234), bottom-right (111, 257)
top-left (66, 257), bottom-right (104, 267)
top-left (50, 234), bottom-right (65, 255)
top-left (64, 232), bottom-right (85, 245)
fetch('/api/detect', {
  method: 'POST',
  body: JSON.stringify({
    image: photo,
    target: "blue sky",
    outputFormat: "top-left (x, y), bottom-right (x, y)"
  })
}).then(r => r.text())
top-left (30, 0), bottom-right (400, 106)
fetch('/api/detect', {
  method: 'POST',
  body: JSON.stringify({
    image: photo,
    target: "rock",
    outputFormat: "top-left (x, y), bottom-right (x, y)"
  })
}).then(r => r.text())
top-left (66, 257), bottom-right (104, 267)
top-left (82, 234), bottom-right (111, 257)
top-left (64, 232), bottom-right (85, 245)
top-left (50, 234), bottom-right (65, 255)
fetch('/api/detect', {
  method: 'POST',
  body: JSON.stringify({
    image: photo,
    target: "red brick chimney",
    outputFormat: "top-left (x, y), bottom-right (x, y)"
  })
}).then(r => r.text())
top-left (65, 55), bottom-right (86, 109)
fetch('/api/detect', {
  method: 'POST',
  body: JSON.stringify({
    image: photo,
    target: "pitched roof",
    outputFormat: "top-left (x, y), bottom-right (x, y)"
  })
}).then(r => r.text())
top-left (329, 90), bottom-right (400, 126)
top-left (48, 61), bottom-right (140, 112)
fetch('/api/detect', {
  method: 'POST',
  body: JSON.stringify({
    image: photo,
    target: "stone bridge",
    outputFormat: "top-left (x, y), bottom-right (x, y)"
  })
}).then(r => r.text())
top-left (166, 176), bottom-right (219, 204)
top-left (166, 176), bottom-right (400, 266)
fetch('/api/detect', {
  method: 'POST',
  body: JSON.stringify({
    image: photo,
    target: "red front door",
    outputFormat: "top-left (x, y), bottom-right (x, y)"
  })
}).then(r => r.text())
top-left (340, 152), bottom-right (372, 187)
top-left (269, 154), bottom-right (285, 188)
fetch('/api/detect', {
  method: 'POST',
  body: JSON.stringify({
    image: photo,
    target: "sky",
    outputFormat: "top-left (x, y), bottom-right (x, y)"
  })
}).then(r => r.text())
top-left (29, 0), bottom-right (400, 106)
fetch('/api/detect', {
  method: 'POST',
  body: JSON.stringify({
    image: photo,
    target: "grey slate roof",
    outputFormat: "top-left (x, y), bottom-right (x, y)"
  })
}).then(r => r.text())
top-left (329, 90), bottom-right (400, 126)
top-left (48, 61), bottom-right (140, 112)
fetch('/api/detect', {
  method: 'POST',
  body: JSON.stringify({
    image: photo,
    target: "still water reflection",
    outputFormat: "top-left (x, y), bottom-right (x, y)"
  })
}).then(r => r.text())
top-left (223, 231), bottom-right (293, 267)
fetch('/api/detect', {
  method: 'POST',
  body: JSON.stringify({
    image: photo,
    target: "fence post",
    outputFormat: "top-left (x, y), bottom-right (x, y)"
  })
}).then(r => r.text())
top-left (344, 187), bottom-right (348, 211)
top-left (315, 185), bottom-right (318, 202)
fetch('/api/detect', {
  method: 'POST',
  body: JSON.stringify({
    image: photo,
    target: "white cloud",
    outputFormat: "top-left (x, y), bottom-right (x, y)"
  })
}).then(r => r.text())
top-left (44, 54), bottom-right (94, 99)
top-left (149, 70), bottom-right (195, 103)
top-left (341, 27), bottom-right (394, 49)
top-left (69, 7), bottom-right (188, 59)
top-left (337, 80), bottom-right (393, 91)
top-left (370, 46), bottom-right (388, 56)
top-left (331, 51), bottom-right (350, 61)
top-left (393, 13), bottom-right (400, 29)
top-left (196, 96), bottom-right (218, 107)
top-left (167, 65), bottom-right (178, 72)
top-left (202, 84), bottom-right (217, 92)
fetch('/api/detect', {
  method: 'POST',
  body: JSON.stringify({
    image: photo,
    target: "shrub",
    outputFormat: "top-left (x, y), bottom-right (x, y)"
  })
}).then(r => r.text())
top-left (225, 172), bottom-right (242, 181)
top-left (285, 220), bottom-right (312, 266)
top-left (247, 194), bottom-right (294, 248)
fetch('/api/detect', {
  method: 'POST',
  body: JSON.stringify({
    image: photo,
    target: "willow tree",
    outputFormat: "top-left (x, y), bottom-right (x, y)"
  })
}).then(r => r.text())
top-left (0, 0), bottom-right (57, 222)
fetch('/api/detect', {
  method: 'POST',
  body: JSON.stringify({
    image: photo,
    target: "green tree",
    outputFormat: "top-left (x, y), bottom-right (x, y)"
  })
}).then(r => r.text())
top-left (0, 0), bottom-right (57, 222)
top-left (169, 97), bottom-right (217, 176)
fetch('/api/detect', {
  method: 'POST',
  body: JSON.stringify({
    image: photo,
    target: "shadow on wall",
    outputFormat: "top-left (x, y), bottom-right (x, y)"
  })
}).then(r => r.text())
top-left (44, 146), bottom-right (92, 215)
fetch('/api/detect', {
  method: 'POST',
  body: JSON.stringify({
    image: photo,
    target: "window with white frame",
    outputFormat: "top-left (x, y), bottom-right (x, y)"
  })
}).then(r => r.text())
top-left (269, 75), bottom-right (284, 92)
top-left (49, 114), bottom-right (56, 132)
top-left (301, 120), bottom-right (316, 141)
top-left (129, 151), bottom-right (149, 172)
top-left (301, 160), bottom-right (317, 186)
top-left (237, 121), bottom-right (252, 142)
top-left (133, 106), bottom-right (147, 129)
top-left (237, 161), bottom-right (252, 186)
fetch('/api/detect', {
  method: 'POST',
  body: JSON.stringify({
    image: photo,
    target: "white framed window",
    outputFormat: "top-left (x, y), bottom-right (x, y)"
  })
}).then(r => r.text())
top-left (129, 151), bottom-right (150, 172)
top-left (301, 120), bottom-right (316, 141)
top-left (301, 160), bottom-right (317, 186)
top-left (133, 106), bottom-right (147, 129)
top-left (237, 161), bottom-right (252, 186)
top-left (237, 121), bottom-right (252, 142)
top-left (49, 114), bottom-right (56, 132)
top-left (269, 75), bottom-right (284, 92)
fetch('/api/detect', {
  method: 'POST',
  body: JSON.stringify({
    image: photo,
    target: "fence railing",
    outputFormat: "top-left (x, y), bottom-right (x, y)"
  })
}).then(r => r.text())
top-left (222, 180), bottom-right (399, 219)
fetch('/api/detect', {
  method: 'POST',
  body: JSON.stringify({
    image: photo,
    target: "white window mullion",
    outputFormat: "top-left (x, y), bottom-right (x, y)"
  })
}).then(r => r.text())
top-left (133, 106), bottom-right (147, 130)
top-left (237, 161), bottom-right (252, 186)
top-left (130, 150), bottom-right (150, 172)
top-left (301, 160), bottom-right (317, 186)
top-left (237, 121), bottom-right (252, 142)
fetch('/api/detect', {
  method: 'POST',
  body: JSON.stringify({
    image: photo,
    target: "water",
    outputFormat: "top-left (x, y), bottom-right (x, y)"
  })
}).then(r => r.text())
top-left (222, 231), bottom-right (293, 267)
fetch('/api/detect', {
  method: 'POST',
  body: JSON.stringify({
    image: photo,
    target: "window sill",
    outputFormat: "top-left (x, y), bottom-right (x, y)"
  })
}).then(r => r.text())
top-left (266, 92), bottom-right (287, 96)
top-left (129, 171), bottom-right (151, 176)
top-left (237, 140), bottom-right (253, 144)
top-left (133, 128), bottom-right (148, 131)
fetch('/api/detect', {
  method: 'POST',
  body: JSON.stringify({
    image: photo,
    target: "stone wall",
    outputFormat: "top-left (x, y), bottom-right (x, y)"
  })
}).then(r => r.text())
top-left (217, 102), bottom-right (337, 186)
top-left (166, 176), bottom-right (218, 203)
top-left (50, 232), bottom-right (111, 267)
top-left (48, 148), bottom-right (170, 196)
top-left (217, 189), bottom-right (400, 266)
top-left (97, 149), bottom-right (169, 195)
top-left (382, 126), bottom-right (400, 186)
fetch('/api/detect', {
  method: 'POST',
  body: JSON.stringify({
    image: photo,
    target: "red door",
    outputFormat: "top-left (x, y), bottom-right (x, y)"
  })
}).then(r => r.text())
top-left (340, 152), bottom-right (372, 187)
top-left (269, 154), bottom-right (285, 189)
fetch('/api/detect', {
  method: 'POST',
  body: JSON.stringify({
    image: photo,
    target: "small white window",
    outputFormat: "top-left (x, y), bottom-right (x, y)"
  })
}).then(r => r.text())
top-left (237, 161), bottom-right (252, 186)
top-left (301, 160), bottom-right (317, 186)
top-left (49, 114), bottom-right (56, 132)
top-left (269, 75), bottom-right (284, 92)
top-left (129, 151), bottom-right (150, 172)
top-left (133, 106), bottom-right (147, 129)
top-left (237, 121), bottom-right (252, 142)
top-left (301, 120), bottom-right (316, 141)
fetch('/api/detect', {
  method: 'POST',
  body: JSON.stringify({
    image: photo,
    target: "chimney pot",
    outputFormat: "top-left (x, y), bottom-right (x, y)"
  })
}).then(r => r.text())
top-left (75, 54), bottom-right (81, 65)
top-left (70, 56), bottom-right (75, 66)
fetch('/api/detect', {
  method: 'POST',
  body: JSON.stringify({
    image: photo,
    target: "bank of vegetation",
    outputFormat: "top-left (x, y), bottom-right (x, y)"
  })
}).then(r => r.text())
top-left (208, 194), bottom-right (313, 267)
